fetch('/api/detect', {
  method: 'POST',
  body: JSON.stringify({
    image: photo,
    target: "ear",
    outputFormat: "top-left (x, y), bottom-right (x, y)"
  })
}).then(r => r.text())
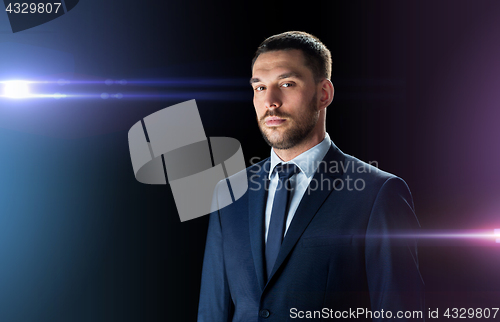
top-left (318, 79), bottom-right (334, 110)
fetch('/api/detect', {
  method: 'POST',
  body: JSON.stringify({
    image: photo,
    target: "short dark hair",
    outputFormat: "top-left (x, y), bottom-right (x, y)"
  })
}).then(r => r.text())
top-left (252, 31), bottom-right (332, 82)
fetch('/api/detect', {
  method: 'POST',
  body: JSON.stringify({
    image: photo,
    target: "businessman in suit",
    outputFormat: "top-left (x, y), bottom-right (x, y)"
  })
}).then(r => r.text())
top-left (198, 31), bottom-right (424, 321)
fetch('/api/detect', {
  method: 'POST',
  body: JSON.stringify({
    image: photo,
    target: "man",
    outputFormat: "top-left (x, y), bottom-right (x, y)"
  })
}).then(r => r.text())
top-left (198, 31), bottom-right (424, 321)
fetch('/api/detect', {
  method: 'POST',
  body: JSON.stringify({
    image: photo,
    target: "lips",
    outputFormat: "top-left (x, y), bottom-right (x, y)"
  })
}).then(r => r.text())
top-left (265, 116), bottom-right (286, 126)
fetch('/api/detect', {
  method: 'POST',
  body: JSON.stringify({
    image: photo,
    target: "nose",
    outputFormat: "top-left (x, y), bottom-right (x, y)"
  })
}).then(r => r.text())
top-left (264, 87), bottom-right (282, 110)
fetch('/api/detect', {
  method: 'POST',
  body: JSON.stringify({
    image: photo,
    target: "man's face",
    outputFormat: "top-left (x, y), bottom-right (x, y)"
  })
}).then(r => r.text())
top-left (251, 49), bottom-right (320, 150)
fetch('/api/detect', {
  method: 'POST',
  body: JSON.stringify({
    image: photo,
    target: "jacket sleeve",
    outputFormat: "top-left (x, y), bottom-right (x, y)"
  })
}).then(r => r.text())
top-left (197, 182), bottom-right (234, 322)
top-left (365, 177), bottom-right (425, 321)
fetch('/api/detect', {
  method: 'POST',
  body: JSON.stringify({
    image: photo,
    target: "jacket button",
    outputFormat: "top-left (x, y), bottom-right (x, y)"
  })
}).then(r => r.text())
top-left (260, 309), bottom-right (270, 318)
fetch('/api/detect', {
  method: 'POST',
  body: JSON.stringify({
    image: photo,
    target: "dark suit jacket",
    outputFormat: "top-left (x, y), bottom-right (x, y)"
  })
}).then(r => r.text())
top-left (198, 142), bottom-right (424, 321)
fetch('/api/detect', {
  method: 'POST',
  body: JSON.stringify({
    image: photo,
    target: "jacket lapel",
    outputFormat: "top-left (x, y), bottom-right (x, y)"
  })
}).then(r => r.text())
top-left (248, 159), bottom-right (270, 291)
top-left (266, 143), bottom-right (345, 283)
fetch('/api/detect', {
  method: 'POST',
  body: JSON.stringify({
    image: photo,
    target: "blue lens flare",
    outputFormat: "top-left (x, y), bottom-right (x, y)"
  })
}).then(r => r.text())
top-left (2, 80), bottom-right (31, 99)
top-left (0, 77), bottom-right (250, 100)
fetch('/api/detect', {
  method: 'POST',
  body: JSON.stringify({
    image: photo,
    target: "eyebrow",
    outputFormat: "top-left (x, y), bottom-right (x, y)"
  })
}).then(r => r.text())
top-left (249, 72), bottom-right (303, 85)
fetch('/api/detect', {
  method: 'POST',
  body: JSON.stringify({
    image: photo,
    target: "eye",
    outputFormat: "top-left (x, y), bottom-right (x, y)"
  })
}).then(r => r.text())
top-left (254, 85), bottom-right (266, 91)
top-left (281, 82), bottom-right (293, 88)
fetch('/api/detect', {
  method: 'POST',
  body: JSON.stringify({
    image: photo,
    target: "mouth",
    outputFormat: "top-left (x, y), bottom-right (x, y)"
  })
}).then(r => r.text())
top-left (264, 116), bottom-right (287, 127)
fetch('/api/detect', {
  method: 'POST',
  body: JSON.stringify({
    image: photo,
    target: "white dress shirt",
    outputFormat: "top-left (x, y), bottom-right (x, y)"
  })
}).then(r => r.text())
top-left (264, 133), bottom-right (332, 243)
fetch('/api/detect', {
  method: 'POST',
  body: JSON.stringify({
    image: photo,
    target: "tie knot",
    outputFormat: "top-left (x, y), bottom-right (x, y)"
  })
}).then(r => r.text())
top-left (276, 163), bottom-right (299, 180)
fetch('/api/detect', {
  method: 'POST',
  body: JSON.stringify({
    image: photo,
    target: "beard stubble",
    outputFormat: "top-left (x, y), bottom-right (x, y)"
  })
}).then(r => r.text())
top-left (257, 93), bottom-right (319, 150)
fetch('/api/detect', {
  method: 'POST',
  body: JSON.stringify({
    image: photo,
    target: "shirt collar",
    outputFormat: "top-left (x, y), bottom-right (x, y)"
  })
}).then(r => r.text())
top-left (269, 132), bottom-right (332, 179)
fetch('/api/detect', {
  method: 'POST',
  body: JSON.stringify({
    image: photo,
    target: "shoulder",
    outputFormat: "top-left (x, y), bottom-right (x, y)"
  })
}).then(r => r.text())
top-left (246, 156), bottom-right (271, 173)
top-left (341, 154), bottom-right (415, 218)
top-left (340, 152), bottom-right (409, 192)
top-left (212, 157), bottom-right (270, 205)
top-left (320, 141), bottom-right (399, 187)
top-left (222, 156), bottom-right (270, 184)
top-left (332, 154), bottom-right (420, 231)
top-left (342, 153), bottom-right (394, 180)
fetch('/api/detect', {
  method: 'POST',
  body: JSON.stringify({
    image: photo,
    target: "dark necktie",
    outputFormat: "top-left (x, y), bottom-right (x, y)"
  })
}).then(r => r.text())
top-left (265, 163), bottom-right (298, 279)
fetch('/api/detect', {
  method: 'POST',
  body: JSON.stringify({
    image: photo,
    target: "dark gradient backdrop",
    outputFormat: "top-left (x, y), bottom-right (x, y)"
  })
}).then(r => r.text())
top-left (1, 1), bottom-right (499, 321)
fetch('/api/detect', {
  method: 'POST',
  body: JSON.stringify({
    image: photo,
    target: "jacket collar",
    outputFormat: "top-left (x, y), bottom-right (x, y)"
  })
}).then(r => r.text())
top-left (248, 141), bottom-right (346, 292)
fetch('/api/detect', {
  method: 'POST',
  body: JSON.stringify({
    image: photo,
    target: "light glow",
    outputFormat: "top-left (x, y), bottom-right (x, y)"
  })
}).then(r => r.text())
top-left (363, 229), bottom-right (500, 244)
top-left (3, 81), bottom-right (30, 99)
top-left (0, 77), bottom-right (250, 100)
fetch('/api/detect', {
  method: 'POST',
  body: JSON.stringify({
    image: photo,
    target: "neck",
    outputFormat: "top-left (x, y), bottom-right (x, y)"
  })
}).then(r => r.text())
top-left (273, 129), bottom-right (326, 162)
